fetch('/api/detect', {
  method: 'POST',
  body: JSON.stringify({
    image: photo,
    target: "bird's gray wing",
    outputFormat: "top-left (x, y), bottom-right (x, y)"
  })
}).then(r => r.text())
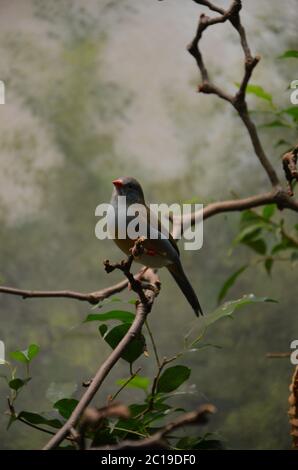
top-left (145, 204), bottom-right (180, 256)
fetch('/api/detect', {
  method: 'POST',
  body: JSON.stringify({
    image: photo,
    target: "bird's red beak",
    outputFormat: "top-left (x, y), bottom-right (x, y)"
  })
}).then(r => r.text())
top-left (112, 179), bottom-right (123, 188)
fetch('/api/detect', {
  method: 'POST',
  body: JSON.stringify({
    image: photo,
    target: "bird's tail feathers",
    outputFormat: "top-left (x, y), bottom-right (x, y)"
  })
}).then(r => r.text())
top-left (167, 262), bottom-right (203, 316)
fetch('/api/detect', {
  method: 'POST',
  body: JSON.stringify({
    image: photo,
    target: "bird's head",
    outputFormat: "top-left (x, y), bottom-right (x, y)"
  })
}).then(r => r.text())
top-left (112, 176), bottom-right (145, 205)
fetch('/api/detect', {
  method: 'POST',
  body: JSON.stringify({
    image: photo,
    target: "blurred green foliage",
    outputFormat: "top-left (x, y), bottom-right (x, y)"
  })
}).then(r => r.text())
top-left (0, 0), bottom-right (297, 450)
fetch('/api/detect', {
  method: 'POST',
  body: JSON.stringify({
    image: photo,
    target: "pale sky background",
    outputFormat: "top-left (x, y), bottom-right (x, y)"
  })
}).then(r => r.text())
top-left (0, 0), bottom-right (297, 222)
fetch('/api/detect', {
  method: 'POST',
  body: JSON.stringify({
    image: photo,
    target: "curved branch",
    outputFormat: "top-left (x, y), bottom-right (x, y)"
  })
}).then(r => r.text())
top-left (172, 190), bottom-right (298, 237)
top-left (0, 271), bottom-right (144, 305)
top-left (203, 190), bottom-right (298, 220)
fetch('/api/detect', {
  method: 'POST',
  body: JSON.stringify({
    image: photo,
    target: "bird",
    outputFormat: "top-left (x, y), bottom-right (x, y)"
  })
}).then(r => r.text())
top-left (109, 176), bottom-right (203, 316)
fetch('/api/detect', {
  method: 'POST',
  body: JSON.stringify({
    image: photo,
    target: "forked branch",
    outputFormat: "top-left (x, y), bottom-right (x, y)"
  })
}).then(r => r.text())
top-left (188, 0), bottom-right (280, 187)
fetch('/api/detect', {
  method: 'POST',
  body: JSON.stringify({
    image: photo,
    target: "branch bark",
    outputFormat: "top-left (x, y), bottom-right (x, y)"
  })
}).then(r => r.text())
top-left (172, 189), bottom-right (298, 238)
top-left (0, 271), bottom-right (144, 305)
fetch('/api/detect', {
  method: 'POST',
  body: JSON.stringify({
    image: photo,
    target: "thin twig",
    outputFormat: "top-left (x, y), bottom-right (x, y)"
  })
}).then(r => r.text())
top-left (109, 367), bottom-right (142, 402)
top-left (143, 355), bottom-right (178, 416)
top-left (145, 320), bottom-right (161, 368)
top-left (266, 352), bottom-right (291, 359)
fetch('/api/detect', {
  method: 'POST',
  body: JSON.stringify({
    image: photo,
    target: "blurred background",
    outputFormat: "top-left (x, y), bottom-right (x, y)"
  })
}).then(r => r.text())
top-left (0, 0), bottom-right (297, 449)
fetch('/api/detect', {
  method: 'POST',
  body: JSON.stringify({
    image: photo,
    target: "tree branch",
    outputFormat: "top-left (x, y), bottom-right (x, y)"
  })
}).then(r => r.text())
top-left (91, 404), bottom-right (216, 450)
top-left (42, 242), bottom-right (160, 450)
top-left (188, 0), bottom-right (280, 187)
top-left (0, 270), bottom-right (146, 305)
top-left (172, 190), bottom-right (298, 238)
top-left (202, 190), bottom-right (298, 220)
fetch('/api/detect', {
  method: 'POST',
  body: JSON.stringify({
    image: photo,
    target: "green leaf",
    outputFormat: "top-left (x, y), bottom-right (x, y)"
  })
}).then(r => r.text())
top-left (281, 107), bottom-right (298, 122)
top-left (193, 439), bottom-right (224, 450)
top-left (99, 324), bottom-right (108, 337)
top-left (10, 351), bottom-right (29, 364)
top-left (245, 84), bottom-right (273, 104)
top-left (54, 398), bottom-right (78, 419)
top-left (157, 365), bottom-right (191, 393)
top-left (176, 436), bottom-right (201, 449)
top-left (204, 295), bottom-right (277, 330)
top-left (113, 417), bottom-right (145, 440)
top-left (271, 237), bottom-right (297, 254)
top-left (218, 265), bottom-right (248, 303)
top-left (176, 436), bottom-right (224, 450)
top-left (274, 139), bottom-right (291, 148)
top-left (262, 204), bottom-right (276, 220)
top-left (243, 238), bottom-right (267, 255)
top-left (9, 377), bottom-right (31, 391)
top-left (234, 223), bottom-right (266, 244)
top-left (18, 411), bottom-right (62, 429)
top-left (10, 344), bottom-right (40, 363)
top-left (261, 120), bottom-right (290, 128)
top-left (91, 426), bottom-right (118, 447)
top-left (27, 344), bottom-right (40, 361)
top-left (100, 324), bottom-right (145, 364)
top-left (234, 218), bottom-right (268, 253)
top-left (279, 50), bottom-right (298, 59)
top-left (84, 310), bottom-right (135, 324)
top-left (116, 375), bottom-right (150, 391)
top-left (129, 403), bottom-right (148, 417)
top-left (187, 296), bottom-right (277, 346)
top-left (240, 209), bottom-right (262, 226)
top-left (264, 258), bottom-right (274, 276)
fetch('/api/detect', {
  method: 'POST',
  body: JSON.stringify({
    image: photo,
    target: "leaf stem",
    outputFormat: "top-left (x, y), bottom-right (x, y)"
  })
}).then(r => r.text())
top-left (145, 320), bottom-right (161, 368)
top-left (109, 367), bottom-right (142, 402)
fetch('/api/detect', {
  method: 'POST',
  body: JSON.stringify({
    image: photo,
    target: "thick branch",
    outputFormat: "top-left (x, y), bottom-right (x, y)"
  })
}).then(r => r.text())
top-left (172, 190), bottom-right (298, 238)
top-left (203, 189), bottom-right (298, 220)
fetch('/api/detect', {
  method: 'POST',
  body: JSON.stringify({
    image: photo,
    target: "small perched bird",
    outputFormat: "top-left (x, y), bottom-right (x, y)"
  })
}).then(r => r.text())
top-left (110, 176), bottom-right (203, 316)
